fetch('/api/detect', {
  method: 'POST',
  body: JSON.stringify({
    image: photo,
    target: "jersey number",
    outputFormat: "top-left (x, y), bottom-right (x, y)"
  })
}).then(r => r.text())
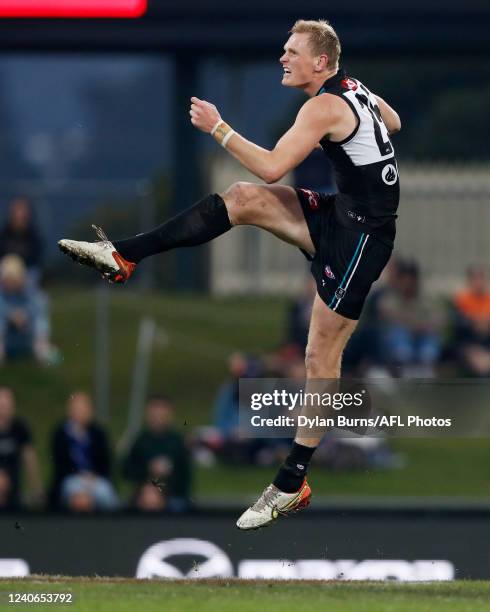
top-left (355, 92), bottom-right (393, 157)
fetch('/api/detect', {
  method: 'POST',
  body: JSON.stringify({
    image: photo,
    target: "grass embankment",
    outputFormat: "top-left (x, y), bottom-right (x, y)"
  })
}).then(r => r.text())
top-left (3, 289), bottom-right (490, 500)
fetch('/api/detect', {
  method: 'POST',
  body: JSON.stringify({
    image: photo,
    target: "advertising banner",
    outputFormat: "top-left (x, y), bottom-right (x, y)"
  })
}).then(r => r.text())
top-left (0, 509), bottom-right (489, 580)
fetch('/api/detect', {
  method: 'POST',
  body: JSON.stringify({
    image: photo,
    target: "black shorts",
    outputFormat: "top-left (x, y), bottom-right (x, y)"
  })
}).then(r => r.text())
top-left (296, 188), bottom-right (392, 320)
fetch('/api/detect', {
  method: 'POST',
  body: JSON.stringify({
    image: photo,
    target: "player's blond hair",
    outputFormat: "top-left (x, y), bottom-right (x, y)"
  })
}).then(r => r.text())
top-left (290, 19), bottom-right (341, 69)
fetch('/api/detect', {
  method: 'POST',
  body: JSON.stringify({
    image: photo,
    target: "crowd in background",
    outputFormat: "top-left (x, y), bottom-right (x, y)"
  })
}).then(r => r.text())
top-left (0, 198), bottom-right (193, 514)
top-left (198, 260), bottom-right (490, 470)
top-left (0, 385), bottom-right (192, 513)
top-left (5, 195), bottom-right (486, 379)
top-left (0, 197), bottom-right (56, 365)
top-left (1, 197), bottom-right (489, 511)
top-left (278, 258), bottom-right (490, 381)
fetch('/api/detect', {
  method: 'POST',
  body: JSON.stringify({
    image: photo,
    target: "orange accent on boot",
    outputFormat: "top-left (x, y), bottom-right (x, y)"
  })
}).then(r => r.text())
top-left (294, 479), bottom-right (312, 510)
top-left (112, 251), bottom-right (137, 283)
top-left (296, 488), bottom-right (312, 509)
top-left (282, 479), bottom-right (312, 513)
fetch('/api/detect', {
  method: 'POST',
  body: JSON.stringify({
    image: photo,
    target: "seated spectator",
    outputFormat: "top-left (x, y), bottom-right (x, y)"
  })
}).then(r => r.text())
top-left (50, 391), bottom-right (119, 511)
top-left (377, 260), bottom-right (444, 377)
top-left (0, 255), bottom-right (53, 364)
top-left (122, 395), bottom-right (192, 512)
top-left (213, 353), bottom-right (262, 441)
top-left (194, 353), bottom-right (266, 465)
top-left (0, 197), bottom-right (44, 287)
top-left (0, 386), bottom-right (44, 510)
top-left (454, 265), bottom-right (490, 323)
top-left (453, 265), bottom-right (490, 376)
top-left (199, 352), bottom-right (291, 467)
top-left (343, 256), bottom-right (403, 375)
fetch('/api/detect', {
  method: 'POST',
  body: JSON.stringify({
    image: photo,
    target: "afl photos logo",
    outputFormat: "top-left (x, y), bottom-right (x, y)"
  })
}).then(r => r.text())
top-left (382, 164), bottom-right (398, 185)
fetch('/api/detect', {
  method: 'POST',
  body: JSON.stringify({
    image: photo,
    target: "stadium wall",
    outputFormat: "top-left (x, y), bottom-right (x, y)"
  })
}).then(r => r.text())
top-left (210, 161), bottom-right (490, 296)
top-left (1, 508), bottom-right (490, 580)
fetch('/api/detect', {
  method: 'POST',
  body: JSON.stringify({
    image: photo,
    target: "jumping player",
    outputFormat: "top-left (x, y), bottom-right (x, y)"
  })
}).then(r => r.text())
top-left (59, 19), bottom-right (401, 530)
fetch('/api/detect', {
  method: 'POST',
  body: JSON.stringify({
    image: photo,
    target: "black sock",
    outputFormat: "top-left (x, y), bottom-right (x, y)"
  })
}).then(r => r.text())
top-left (273, 442), bottom-right (316, 493)
top-left (113, 193), bottom-right (231, 263)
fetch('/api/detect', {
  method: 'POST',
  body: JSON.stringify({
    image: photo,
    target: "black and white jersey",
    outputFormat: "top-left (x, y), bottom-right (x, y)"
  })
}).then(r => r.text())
top-left (317, 68), bottom-right (399, 246)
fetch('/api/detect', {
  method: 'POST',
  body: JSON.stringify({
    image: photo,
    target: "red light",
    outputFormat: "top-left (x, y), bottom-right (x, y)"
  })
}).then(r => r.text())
top-left (0, 0), bottom-right (147, 18)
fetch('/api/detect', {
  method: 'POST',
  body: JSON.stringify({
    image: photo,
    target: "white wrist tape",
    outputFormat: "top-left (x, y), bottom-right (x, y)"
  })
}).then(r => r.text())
top-left (221, 129), bottom-right (236, 148)
top-left (210, 120), bottom-right (222, 136)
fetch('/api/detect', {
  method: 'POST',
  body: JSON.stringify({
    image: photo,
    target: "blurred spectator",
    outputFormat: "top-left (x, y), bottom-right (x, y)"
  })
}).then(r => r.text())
top-left (0, 254), bottom-right (53, 364)
top-left (213, 353), bottom-right (262, 440)
top-left (122, 395), bottom-right (192, 511)
top-left (0, 197), bottom-right (44, 287)
top-left (343, 255), bottom-right (403, 375)
top-left (50, 391), bottom-right (119, 512)
top-left (0, 386), bottom-right (44, 510)
top-left (195, 352), bottom-right (291, 467)
top-left (453, 265), bottom-right (490, 376)
top-left (377, 260), bottom-right (444, 377)
top-left (454, 265), bottom-right (490, 323)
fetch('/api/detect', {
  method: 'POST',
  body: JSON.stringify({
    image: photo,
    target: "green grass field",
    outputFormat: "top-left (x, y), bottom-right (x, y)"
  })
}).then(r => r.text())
top-left (4, 289), bottom-right (490, 501)
top-left (1, 578), bottom-right (490, 611)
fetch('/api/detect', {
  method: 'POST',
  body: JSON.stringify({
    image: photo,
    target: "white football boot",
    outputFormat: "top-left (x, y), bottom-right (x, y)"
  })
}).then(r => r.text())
top-left (58, 225), bottom-right (136, 284)
top-left (236, 479), bottom-right (311, 530)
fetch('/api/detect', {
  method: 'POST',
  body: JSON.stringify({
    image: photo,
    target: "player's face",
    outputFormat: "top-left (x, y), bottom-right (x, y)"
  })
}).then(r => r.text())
top-left (280, 33), bottom-right (318, 89)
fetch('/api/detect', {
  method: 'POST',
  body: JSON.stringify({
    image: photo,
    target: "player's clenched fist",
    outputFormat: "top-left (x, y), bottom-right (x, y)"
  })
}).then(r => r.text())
top-left (189, 97), bottom-right (221, 133)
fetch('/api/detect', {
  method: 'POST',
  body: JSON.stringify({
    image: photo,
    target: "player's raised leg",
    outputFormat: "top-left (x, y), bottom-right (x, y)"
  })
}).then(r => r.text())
top-left (58, 182), bottom-right (313, 282)
top-left (236, 295), bottom-right (357, 530)
top-left (222, 182), bottom-right (314, 253)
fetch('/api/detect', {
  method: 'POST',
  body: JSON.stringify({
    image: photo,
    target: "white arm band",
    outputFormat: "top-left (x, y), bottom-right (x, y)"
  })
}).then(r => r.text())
top-left (221, 130), bottom-right (236, 148)
top-left (210, 120), bottom-right (222, 136)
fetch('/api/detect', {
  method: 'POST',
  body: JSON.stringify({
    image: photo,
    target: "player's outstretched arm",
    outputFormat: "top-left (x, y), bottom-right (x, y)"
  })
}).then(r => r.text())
top-left (189, 96), bottom-right (333, 184)
top-left (374, 95), bottom-right (401, 135)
